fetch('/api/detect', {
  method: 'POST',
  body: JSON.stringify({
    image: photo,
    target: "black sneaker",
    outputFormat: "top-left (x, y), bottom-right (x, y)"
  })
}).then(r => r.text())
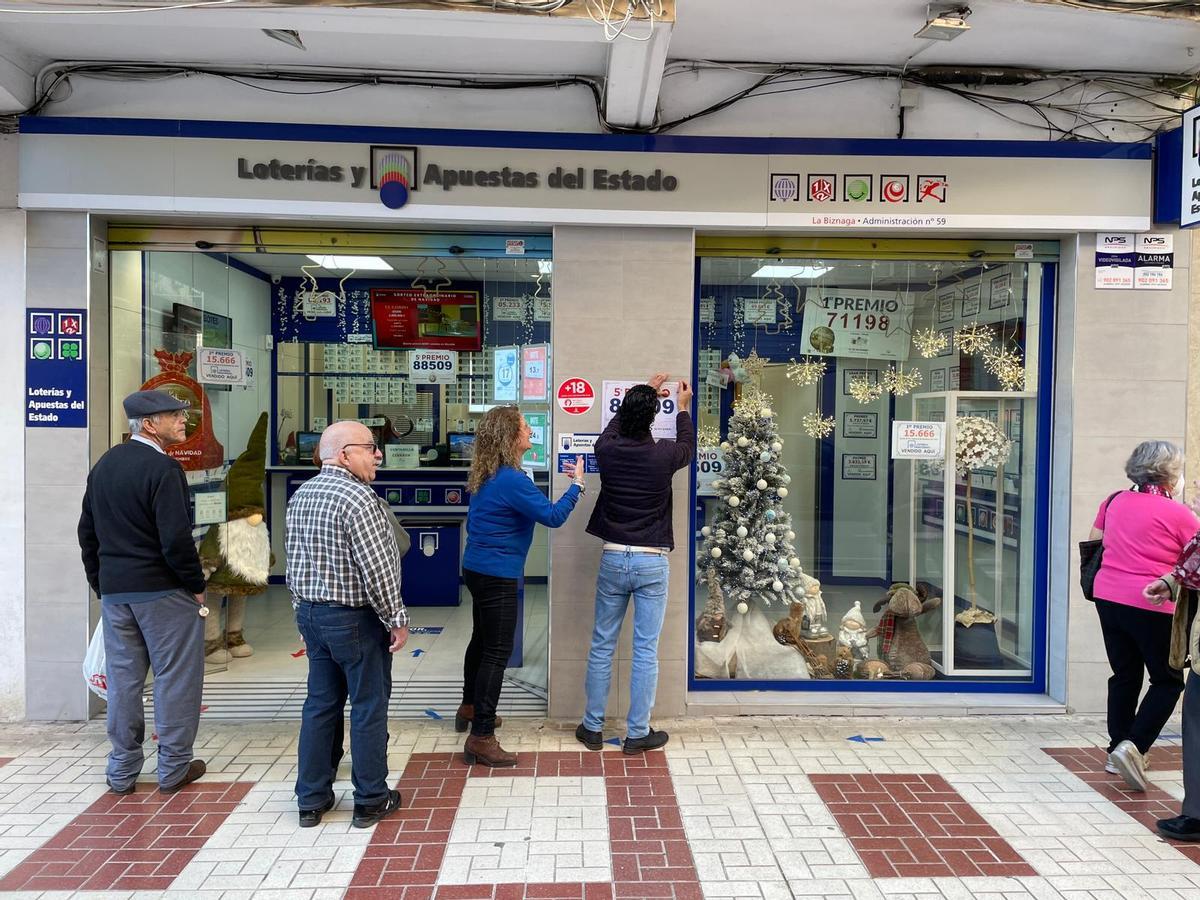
top-left (623, 728), bottom-right (669, 755)
top-left (352, 789), bottom-right (403, 828)
top-left (575, 723), bottom-right (603, 751)
top-left (1158, 815), bottom-right (1200, 842)
top-left (106, 778), bottom-right (135, 796)
top-left (299, 796), bottom-right (336, 828)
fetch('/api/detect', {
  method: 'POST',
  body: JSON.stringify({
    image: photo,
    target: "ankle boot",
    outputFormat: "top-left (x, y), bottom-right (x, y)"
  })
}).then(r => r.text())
top-left (463, 734), bottom-right (518, 768)
top-left (454, 704), bottom-right (503, 733)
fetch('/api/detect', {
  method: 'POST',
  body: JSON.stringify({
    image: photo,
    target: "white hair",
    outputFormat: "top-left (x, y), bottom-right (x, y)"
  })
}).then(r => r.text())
top-left (128, 417), bottom-right (146, 434)
top-left (318, 420), bottom-right (369, 462)
top-left (1125, 440), bottom-right (1184, 488)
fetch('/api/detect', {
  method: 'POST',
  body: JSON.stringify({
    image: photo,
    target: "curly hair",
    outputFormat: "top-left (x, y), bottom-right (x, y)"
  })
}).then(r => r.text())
top-left (1125, 440), bottom-right (1184, 489)
top-left (618, 384), bottom-right (658, 438)
top-left (468, 406), bottom-right (526, 493)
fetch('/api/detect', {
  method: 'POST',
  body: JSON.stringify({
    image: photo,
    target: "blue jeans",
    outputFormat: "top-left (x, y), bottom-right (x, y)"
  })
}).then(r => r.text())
top-left (583, 550), bottom-right (670, 739)
top-left (295, 602), bottom-right (393, 810)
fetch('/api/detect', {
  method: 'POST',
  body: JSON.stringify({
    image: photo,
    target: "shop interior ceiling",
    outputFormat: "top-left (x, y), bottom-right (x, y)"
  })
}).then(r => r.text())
top-left (0, 1), bottom-right (1196, 135)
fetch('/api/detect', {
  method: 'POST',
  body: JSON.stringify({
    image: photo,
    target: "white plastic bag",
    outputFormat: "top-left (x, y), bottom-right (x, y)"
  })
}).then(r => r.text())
top-left (83, 623), bottom-right (107, 700)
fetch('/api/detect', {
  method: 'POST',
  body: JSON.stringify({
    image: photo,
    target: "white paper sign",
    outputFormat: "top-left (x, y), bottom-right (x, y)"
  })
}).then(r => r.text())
top-left (1134, 233), bottom-right (1174, 290)
top-left (533, 296), bottom-right (553, 322)
top-left (302, 291), bottom-right (338, 317)
top-left (601, 380), bottom-right (680, 440)
top-left (385, 444), bottom-right (420, 469)
top-left (696, 447), bottom-right (725, 495)
top-left (1095, 232), bottom-right (1135, 289)
top-left (800, 288), bottom-right (914, 360)
top-left (891, 421), bottom-right (946, 459)
top-left (742, 297), bottom-right (777, 325)
top-left (492, 296), bottom-right (525, 322)
top-left (194, 491), bottom-right (227, 526)
top-left (558, 432), bottom-right (599, 454)
top-left (699, 297), bottom-right (716, 324)
top-left (493, 346), bottom-right (520, 403)
top-left (505, 239), bottom-right (526, 255)
top-left (197, 347), bottom-right (246, 385)
top-left (407, 349), bottom-right (458, 384)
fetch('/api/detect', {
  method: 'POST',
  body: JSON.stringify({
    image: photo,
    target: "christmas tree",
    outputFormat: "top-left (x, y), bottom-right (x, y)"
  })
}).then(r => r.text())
top-left (699, 383), bottom-right (824, 628)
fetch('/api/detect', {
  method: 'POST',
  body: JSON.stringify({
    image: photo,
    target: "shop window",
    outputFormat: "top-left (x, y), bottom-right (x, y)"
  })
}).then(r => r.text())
top-left (692, 254), bottom-right (1048, 687)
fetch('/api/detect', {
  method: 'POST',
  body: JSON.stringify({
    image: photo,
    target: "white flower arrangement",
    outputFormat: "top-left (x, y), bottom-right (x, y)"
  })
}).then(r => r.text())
top-left (953, 415), bottom-right (1011, 475)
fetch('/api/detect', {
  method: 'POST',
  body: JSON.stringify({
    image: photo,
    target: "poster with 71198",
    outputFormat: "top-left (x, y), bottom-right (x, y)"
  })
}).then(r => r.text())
top-left (601, 381), bottom-right (680, 440)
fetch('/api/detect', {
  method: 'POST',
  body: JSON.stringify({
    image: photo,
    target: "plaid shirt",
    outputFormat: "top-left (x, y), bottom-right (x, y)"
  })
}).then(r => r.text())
top-left (285, 464), bottom-right (408, 629)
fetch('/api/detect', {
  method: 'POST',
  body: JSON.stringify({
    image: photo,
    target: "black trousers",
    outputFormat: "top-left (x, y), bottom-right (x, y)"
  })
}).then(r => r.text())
top-left (462, 568), bottom-right (519, 737)
top-left (1096, 598), bottom-right (1184, 754)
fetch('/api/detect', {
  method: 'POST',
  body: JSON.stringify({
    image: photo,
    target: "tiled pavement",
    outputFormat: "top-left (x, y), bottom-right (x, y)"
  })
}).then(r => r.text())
top-left (2, 715), bottom-right (1200, 898)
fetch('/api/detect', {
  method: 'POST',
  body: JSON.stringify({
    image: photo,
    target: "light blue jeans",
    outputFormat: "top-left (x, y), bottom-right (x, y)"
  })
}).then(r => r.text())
top-left (583, 550), bottom-right (670, 739)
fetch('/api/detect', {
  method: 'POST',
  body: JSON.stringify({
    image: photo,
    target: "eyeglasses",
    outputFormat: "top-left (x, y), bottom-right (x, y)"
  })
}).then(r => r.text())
top-left (342, 442), bottom-right (381, 453)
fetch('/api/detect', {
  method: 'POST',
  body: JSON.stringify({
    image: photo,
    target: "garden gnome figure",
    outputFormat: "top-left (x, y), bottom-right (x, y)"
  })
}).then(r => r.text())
top-left (199, 413), bottom-right (271, 663)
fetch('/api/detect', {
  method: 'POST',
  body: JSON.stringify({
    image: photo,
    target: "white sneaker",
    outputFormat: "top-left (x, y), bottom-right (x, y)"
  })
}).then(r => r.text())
top-left (1109, 740), bottom-right (1149, 792)
top-left (1105, 748), bottom-right (1151, 776)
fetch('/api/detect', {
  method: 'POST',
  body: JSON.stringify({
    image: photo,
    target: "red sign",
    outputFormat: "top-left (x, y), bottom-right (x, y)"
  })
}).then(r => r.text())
top-left (522, 344), bottom-right (548, 402)
top-left (370, 288), bottom-right (482, 351)
top-left (557, 377), bottom-right (595, 415)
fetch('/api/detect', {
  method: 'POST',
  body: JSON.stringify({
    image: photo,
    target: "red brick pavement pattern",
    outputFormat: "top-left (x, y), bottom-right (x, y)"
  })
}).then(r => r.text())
top-left (810, 773), bottom-right (1036, 879)
top-left (345, 751), bottom-right (701, 900)
top-left (1043, 746), bottom-right (1200, 865)
top-left (0, 780), bottom-right (253, 892)
top-left (0, 758), bottom-right (11, 768)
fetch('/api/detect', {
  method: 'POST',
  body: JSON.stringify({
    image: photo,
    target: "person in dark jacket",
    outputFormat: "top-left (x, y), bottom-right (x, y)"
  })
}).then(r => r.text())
top-left (576, 373), bottom-right (694, 755)
top-left (78, 390), bottom-right (208, 795)
top-left (460, 405), bottom-right (585, 767)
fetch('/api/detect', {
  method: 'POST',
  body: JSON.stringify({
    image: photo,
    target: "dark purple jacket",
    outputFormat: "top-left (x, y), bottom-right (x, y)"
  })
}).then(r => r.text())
top-left (586, 410), bottom-right (695, 550)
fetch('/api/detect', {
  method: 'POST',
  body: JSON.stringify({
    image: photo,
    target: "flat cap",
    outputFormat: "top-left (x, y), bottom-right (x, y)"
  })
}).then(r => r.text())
top-left (122, 389), bottom-right (191, 418)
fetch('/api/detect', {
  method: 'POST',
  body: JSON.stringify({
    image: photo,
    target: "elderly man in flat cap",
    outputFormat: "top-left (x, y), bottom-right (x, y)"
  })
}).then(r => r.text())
top-left (78, 390), bottom-right (209, 794)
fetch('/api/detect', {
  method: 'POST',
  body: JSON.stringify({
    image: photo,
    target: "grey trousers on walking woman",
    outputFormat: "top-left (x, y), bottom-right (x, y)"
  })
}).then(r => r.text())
top-left (101, 589), bottom-right (205, 790)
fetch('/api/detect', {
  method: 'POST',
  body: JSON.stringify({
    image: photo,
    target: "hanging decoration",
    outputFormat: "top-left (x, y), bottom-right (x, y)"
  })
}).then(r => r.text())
top-left (882, 364), bottom-right (923, 396)
top-left (848, 374), bottom-right (884, 404)
top-left (954, 322), bottom-right (995, 356)
top-left (732, 298), bottom-right (747, 355)
top-left (912, 326), bottom-right (949, 359)
top-left (761, 280), bottom-right (791, 335)
top-left (785, 356), bottom-right (827, 387)
top-left (983, 346), bottom-right (1025, 391)
top-left (801, 411), bottom-right (836, 439)
top-left (742, 348), bottom-right (768, 383)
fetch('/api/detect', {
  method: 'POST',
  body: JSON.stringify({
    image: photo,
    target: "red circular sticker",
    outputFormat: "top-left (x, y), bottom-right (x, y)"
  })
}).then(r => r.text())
top-left (557, 377), bottom-right (595, 415)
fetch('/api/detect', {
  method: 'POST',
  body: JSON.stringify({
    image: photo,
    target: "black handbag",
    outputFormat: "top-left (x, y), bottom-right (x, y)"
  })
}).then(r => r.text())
top-left (1079, 491), bottom-right (1122, 601)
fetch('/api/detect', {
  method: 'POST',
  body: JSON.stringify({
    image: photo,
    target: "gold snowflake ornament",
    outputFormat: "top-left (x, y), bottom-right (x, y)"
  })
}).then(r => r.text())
top-left (982, 346), bottom-right (1025, 391)
top-left (742, 349), bottom-right (768, 381)
top-left (954, 323), bottom-right (995, 356)
top-left (786, 356), bottom-right (827, 387)
top-left (882, 365), bottom-right (923, 396)
top-left (847, 375), bottom-right (883, 404)
top-left (697, 424), bottom-right (721, 447)
top-left (801, 412), bottom-right (836, 438)
top-left (912, 327), bottom-right (949, 359)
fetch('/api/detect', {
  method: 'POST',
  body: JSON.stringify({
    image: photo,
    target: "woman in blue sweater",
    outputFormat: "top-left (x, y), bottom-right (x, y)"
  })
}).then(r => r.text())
top-left (459, 405), bottom-right (585, 767)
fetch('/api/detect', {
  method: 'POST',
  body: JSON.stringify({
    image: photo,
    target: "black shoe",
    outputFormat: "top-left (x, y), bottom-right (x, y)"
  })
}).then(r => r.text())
top-left (160, 759), bottom-right (206, 794)
top-left (575, 723), bottom-right (603, 751)
top-left (106, 779), bottom-right (135, 796)
top-left (623, 728), bottom-right (669, 755)
top-left (352, 789), bottom-right (403, 828)
top-left (299, 796), bottom-right (336, 828)
top-left (1157, 815), bottom-right (1200, 842)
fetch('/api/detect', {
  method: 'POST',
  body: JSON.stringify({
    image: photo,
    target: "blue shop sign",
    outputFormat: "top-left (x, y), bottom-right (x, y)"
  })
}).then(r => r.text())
top-left (26, 308), bottom-right (87, 428)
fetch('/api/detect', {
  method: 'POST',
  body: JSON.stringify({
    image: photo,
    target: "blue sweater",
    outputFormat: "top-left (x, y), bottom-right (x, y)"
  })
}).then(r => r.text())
top-left (463, 467), bottom-right (581, 579)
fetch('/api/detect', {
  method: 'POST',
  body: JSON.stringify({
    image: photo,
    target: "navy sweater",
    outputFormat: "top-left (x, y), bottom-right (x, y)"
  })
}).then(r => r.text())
top-left (78, 440), bottom-right (206, 596)
top-left (586, 410), bottom-right (695, 550)
top-left (463, 467), bottom-right (581, 579)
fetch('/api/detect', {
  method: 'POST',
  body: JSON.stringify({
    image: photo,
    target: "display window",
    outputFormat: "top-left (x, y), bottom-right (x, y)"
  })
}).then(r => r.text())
top-left (107, 229), bottom-right (555, 704)
top-left (691, 241), bottom-right (1054, 689)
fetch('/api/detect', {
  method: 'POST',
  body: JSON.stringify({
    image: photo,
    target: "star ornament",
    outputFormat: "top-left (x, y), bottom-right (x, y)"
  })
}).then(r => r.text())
top-left (742, 349), bottom-right (769, 380)
top-left (912, 327), bottom-right (949, 359)
top-left (954, 323), bottom-right (995, 356)
top-left (785, 356), bottom-right (827, 387)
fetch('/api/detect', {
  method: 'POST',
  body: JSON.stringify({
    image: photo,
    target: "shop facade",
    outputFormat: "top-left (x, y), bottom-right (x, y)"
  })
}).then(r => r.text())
top-left (6, 117), bottom-right (1186, 721)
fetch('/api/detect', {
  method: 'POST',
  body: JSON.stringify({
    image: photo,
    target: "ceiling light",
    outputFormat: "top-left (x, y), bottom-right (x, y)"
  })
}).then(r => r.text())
top-left (306, 255), bottom-right (393, 271)
top-left (751, 265), bottom-right (833, 279)
top-left (537, 260), bottom-right (553, 275)
top-left (915, 6), bottom-right (971, 41)
top-left (263, 29), bottom-right (306, 51)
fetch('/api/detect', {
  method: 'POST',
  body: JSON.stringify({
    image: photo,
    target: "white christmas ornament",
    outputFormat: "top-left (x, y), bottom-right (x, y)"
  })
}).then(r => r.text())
top-left (765, 533), bottom-right (777, 544)
top-left (756, 479), bottom-right (768, 490)
top-left (737, 436), bottom-right (749, 447)
top-left (772, 580), bottom-right (784, 592)
top-left (759, 451), bottom-right (772, 462)
top-left (789, 557), bottom-right (800, 567)
top-left (736, 601), bottom-right (749, 615)
top-left (720, 441), bottom-right (731, 451)
top-left (771, 442), bottom-right (783, 452)
top-left (710, 547), bottom-right (722, 558)
top-left (701, 526), bottom-right (712, 537)
top-left (783, 475), bottom-right (792, 484)
top-left (778, 487), bottom-right (789, 498)
top-left (736, 526), bottom-right (748, 538)
top-left (742, 549), bottom-right (755, 562)
top-left (728, 496), bottom-right (741, 507)
top-left (786, 530), bottom-right (795, 540)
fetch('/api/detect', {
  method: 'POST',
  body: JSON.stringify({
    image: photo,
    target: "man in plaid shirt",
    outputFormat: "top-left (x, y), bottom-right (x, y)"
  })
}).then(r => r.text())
top-left (287, 420), bottom-right (408, 829)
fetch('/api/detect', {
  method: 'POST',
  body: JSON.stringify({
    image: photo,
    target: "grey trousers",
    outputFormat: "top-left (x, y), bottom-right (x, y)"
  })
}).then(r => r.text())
top-left (102, 589), bottom-right (204, 789)
top-left (1185, 670), bottom-right (1200, 818)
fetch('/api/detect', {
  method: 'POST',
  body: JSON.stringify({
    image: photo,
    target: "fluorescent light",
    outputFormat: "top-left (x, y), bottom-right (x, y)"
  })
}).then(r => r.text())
top-left (537, 260), bottom-right (553, 275)
top-left (306, 255), bottom-right (393, 271)
top-left (751, 265), bottom-right (833, 279)
top-left (262, 29), bottom-right (305, 51)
